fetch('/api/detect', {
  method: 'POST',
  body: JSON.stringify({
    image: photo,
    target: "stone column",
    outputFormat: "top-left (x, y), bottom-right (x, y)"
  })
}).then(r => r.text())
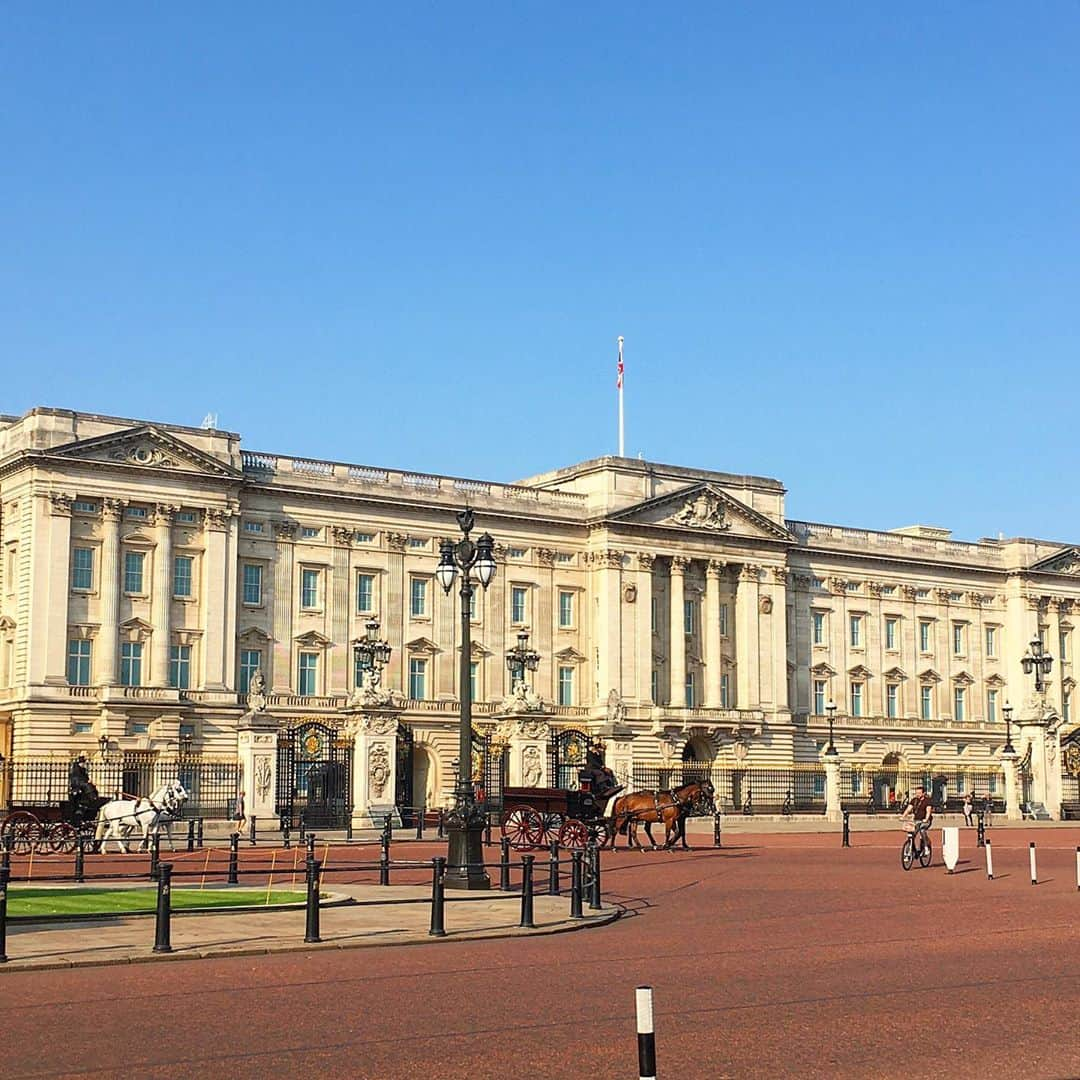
top-left (668, 556), bottom-right (689, 707)
top-left (1002, 750), bottom-right (1021, 821)
top-left (237, 710), bottom-right (278, 823)
top-left (635, 553), bottom-right (656, 706)
top-left (763, 566), bottom-right (788, 709)
top-left (734, 564), bottom-right (761, 709)
top-left (350, 710), bottom-right (399, 827)
top-left (151, 504), bottom-right (176, 686)
top-left (98, 497), bottom-right (125, 685)
top-left (270, 520), bottom-right (296, 693)
top-left (40, 493), bottom-right (73, 684)
top-left (329, 528), bottom-right (352, 695)
top-left (594, 549), bottom-right (624, 710)
top-left (384, 533), bottom-right (408, 694)
top-left (202, 506), bottom-right (234, 690)
top-left (535, 549), bottom-right (557, 701)
top-left (704, 560), bottom-right (725, 707)
top-left (823, 752), bottom-right (842, 823)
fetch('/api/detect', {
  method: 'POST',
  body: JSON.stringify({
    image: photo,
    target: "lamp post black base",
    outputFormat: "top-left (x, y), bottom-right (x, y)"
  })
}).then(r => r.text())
top-left (445, 818), bottom-right (491, 891)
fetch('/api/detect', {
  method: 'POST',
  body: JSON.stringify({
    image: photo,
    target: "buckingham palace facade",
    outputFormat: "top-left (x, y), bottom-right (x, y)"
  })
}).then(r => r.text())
top-left (1, 407), bottom-right (1078, 820)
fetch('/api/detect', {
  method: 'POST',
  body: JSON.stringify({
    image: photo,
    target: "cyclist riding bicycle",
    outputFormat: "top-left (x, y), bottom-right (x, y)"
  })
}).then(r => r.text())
top-left (900, 784), bottom-right (934, 853)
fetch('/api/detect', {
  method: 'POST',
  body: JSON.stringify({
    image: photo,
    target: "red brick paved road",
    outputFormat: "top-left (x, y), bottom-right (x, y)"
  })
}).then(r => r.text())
top-left (3, 828), bottom-right (1079, 1079)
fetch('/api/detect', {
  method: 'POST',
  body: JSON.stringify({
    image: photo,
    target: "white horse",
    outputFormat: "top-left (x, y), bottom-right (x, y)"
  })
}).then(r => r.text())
top-left (94, 781), bottom-right (188, 854)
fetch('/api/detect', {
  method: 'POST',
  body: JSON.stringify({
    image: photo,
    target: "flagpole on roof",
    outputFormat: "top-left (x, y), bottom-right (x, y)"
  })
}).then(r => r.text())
top-left (617, 335), bottom-right (625, 457)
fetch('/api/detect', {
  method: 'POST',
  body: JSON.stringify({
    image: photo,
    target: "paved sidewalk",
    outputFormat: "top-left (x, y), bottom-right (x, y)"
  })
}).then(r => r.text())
top-left (0, 884), bottom-right (617, 972)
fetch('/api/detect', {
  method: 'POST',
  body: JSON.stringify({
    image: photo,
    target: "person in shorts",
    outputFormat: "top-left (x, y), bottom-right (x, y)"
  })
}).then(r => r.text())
top-left (901, 785), bottom-right (934, 853)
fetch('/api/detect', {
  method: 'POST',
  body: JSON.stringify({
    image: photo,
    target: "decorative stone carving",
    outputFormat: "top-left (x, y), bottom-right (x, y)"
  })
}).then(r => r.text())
top-left (827, 577), bottom-right (847, 593)
top-left (360, 712), bottom-right (399, 735)
top-left (1036, 549), bottom-right (1080, 576)
top-left (732, 739), bottom-right (749, 762)
top-left (102, 497), bottom-right (127, 521)
top-left (740, 565), bottom-right (762, 582)
top-left (934, 588), bottom-right (953, 604)
top-left (671, 556), bottom-right (692, 573)
top-left (273, 520), bottom-right (296, 541)
top-left (597, 549), bottom-right (624, 569)
top-left (606, 688), bottom-right (626, 724)
top-left (254, 755), bottom-right (272, 801)
top-left (154, 503), bottom-right (180, 527)
top-left (770, 567), bottom-right (788, 586)
top-left (369, 743), bottom-right (391, 799)
top-left (1064, 743), bottom-right (1080, 777)
top-left (500, 681), bottom-right (545, 714)
top-left (706, 560), bottom-right (727, 577)
top-left (535, 548), bottom-right (557, 567)
top-left (623, 582), bottom-right (638, 603)
top-left (47, 492), bottom-right (73, 516)
top-left (793, 574), bottom-right (813, 589)
top-left (522, 745), bottom-right (543, 787)
top-left (866, 581), bottom-right (884, 597)
top-left (386, 532), bottom-right (409, 552)
top-left (759, 595), bottom-right (773, 615)
top-left (204, 507), bottom-right (230, 531)
top-left (347, 668), bottom-right (406, 709)
top-left (637, 551), bottom-right (656, 571)
top-left (248, 668), bottom-right (267, 712)
top-left (902, 585), bottom-right (918, 600)
top-left (110, 442), bottom-right (179, 468)
top-left (669, 492), bottom-right (731, 531)
top-left (331, 526), bottom-right (354, 547)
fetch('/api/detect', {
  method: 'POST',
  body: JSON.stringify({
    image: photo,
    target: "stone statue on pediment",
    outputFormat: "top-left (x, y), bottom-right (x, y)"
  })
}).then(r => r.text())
top-left (347, 668), bottom-right (405, 710)
top-left (248, 668), bottom-right (267, 712)
top-left (671, 492), bottom-right (730, 531)
top-left (501, 681), bottom-right (544, 714)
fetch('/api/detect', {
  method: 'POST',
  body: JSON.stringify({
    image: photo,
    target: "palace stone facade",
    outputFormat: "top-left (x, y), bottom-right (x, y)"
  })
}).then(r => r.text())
top-left (1, 407), bottom-right (1078, 818)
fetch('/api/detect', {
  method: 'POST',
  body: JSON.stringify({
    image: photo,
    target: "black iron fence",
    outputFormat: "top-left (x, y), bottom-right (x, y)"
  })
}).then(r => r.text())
top-left (0, 758), bottom-right (239, 820)
top-left (839, 765), bottom-right (1007, 813)
top-left (1061, 772), bottom-right (1080, 817)
top-left (630, 765), bottom-right (827, 815)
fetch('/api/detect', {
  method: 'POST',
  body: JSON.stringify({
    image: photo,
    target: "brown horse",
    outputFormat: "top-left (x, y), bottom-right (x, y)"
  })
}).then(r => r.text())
top-left (610, 779), bottom-right (715, 851)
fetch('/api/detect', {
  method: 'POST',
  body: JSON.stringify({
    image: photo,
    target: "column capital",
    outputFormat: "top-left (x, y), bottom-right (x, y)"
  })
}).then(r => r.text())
top-left (204, 507), bottom-right (233, 532)
top-left (154, 503), bottom-right (180, 527)
top-left (102, 497), bottom-right (127, 522)
top-left (535, 547), bottom-right (557, 567)
top-left (739, 564), bottom-right (761, 582)
top-left (47, 492), bottom-right (73, 517)
top-left (636, 551), bottom-right (657, 572)
top-left (671, 555), bottom-right (691, 574)
top-left (331, 526), bottom-right (354, 548)
top-left (706, 559), bottom-right (727, 578)
top-left (386, 531), bottom-right (409, 552)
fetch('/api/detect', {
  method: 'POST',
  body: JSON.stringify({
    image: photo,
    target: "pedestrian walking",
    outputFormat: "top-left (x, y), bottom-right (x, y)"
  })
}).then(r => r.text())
top-left (962, 791), bottom-right (975, 827)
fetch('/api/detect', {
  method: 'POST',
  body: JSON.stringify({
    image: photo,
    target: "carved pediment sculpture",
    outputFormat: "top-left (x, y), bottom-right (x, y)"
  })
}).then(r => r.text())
top-left (346, 668), bottom-right (406, 710)
top-left (248, 667), bottom-right (267, 712)
top-left (606, 688), bottom-right (626, 724)
top-left (669, 492), bottom-right (730, 531)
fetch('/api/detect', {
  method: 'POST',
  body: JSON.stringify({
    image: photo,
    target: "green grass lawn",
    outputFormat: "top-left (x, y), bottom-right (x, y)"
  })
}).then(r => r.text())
top-left (9, 887), bottom-right (307, 918)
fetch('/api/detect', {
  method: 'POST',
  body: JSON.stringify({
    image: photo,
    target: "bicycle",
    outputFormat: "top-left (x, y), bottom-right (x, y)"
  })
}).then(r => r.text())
top-left (900, 820), bottom-right (932, 870)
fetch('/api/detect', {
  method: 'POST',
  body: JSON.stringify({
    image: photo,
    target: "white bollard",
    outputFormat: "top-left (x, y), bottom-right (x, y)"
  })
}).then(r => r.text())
top-left (636, 986), bottom-right (657, 1080)
top-left (942, 827), bottom-right (959, 873)
top-left (1030, 841), bottom-right (1038, 886)
top-left (1075, 847), bottom-right (1079, 892)
top-left (985, 838), bottom-right (994, 880)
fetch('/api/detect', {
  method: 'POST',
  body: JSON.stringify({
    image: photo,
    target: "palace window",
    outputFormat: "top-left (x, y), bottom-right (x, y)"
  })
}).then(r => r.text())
top-left (176, 510), bottom-right (197, 524)
top-left (1064, 691), bottom-right (1071, 723)
top-left (954, 687), bottom-right (966, 721)
top-left (239, 650), bottom-right (261, 692)
top-left (410, 578), bottom-right (428, 618)
top-left (987, 688), bottom-right (998, 723)
top-left (651, 670), bottom-right (658, 705)
top-left (813, 680), bottom-right (826, 715)
top-left (558, 666), bottom-right (575, 706)
top-left (67, 639), bottom-right (92, 686)
top-left (849, 615), bottom-right (862, 648)
top-left (71, 547), bottom-right (94, 591)
top-left (812, 611), bottom-right (825, 645)
top-left (685, 671), bottom-right (696, 708)
top-left (919, 620), bottom-right (932, 653)
top-left (298, 652), bottom-right (319, 696)
top-left (243, 520), bottom-right (264, 534)
top-left (469, 661), bottom-right (479, 703)
top-left (1061, 631), bottom-right (1070, 663)
top-left (886, 683), bottom-right (899, 719)
top-left (301, 568), bottom-right (320, 609)
top-left (559, 591), bottom-right (574, 628)
top-left (885, 617), bottom-right (898, 651)
top-left (920, 685), bottom-right (933, 720)
top-left (123, 551), bottom-right (145, 594)
top-left (408, 658), bottom-right (427, 700)
top-left (511, 586), bottom-right (527, 625)
top-left (72, 500), bottom-right (98, 514)
top-left (651, 596), bottom-right (658, 633)
top-left (684, 600), bottom-right (696, 636)
top-left (120, 642), bottom-right (143, 687)
top-left (468, 589), bottom-right (478, 621)
top-left (242, 564), bottom-right (263, 606)
top-left (169, 645), bottom-right (191, 690)
top-left (720, 673), bottom-right (731, 708)
top-left (719, 603), bottom-right (729, 637)
top-left (952, 623), bottom-right (965, 656)
top-left (986, 626), bottom-right (997, 657)
top-left (356, 573), bottom-right (374, 614)
top-left (850, 682), bottom-right (863, 717)
top-left (173, 556), bottom-right (193, 598)
top-left (301, 527), bottom-right (321, 539)
top-left (125, 506), bottom-right (147, 520)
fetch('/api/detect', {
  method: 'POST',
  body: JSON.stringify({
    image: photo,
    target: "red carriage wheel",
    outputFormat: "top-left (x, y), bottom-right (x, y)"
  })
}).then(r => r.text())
top-left (49, 821), bottom-right (79, 854)
top-left (4, 811), bottom-right (43, 855)
top-left (557, 818), bottom-right (589, 850)
top-left (501, 805), bottom-right (544, 850)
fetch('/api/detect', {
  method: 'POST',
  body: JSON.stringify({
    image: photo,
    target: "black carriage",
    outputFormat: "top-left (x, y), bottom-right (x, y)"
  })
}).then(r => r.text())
top-left (0, 791), bottom-right (106, 855)
top-left (500, 784), bottom-right (601, 850)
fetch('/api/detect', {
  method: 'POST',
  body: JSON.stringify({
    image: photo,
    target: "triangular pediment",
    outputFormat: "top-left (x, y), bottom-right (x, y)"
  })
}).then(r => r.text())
top-left (952, 670), bottom-right (975, 686)
top-left (555, 647), bottom-right (587, 664)
top-left (458, 640), bottom-right (491, 658)
top-left (1031, 547), bottom-right (1080, 576)
top-left (119, 617), bottom-right (153, 642)
top-left (985, 673), bottom-right (1006, 688)
top-left (238, 626), bottom-right (272, 643)
top-left (603, 483), bottom-right (793, 542)
top-left (45, 425), bottom-right (241, 479)
top-left (405, 636), bottom-right (439, 654)
top-left (919, 668), bottom-right (942, 684)
top-left (848, 664), bottom-right (874, 680)
top-left (0, 615), bottom-right (15, 631)
top-left (295, 630), bottom-right (332, 648)
top-left (810, 662), bottom-right (837, 677)
top-left (883, 666), bottom-right (908, 681)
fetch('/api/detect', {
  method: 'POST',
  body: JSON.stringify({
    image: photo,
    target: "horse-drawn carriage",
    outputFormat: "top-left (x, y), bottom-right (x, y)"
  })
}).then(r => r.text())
top-left (0, 790), bottom-right (106, 854)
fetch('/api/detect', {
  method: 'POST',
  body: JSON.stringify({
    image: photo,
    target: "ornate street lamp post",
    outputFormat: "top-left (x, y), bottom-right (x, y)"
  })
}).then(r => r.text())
top-left (436, 508), bottom-right (496, 889)
top-left (506, 629), bottom-right (540, 690)
top-left (353, 618), bottom-right (392, 687)
top-left (824, 699), bottom-right (838, 756)
top-left (1002, 702), bottom-right (1016, 756)
top-left (1021, 637), bottom-right (1054, 695)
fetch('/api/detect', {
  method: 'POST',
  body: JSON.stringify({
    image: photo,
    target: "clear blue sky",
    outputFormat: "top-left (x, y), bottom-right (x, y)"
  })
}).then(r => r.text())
top-left (3, 5), bottom-right (1077, 542)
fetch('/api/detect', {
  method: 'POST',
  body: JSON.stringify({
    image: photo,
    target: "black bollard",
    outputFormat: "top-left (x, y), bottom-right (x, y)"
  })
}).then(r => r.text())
top-left (499, 837), bottom-right (511, 892)
top-left (380, 821), bottom-right (391, 887)
top-left (588, 841), bottom-right (602, 911)
top-left (416, 804), bottom-right (424, 841)
top-left (437, 808), bottom-right (445, 839)
top-left (186, 818), bottom-right (195, 853)
top-left (305, 858), bottom-right (322, 944)
top-left (153, 863), bottom-right (173, 954)
top-left (306, 833), bottom-right (316, 862)
top-left (429, 856), bottom-right (447, 937)
top-left (228, 833), bottom-right (239, 885)
top-left (485, 817), bottom-right (493, 846)
top-left (548, 840), bottom-right (560, 896)
top-left (346, 819), bottom-right (353, 843)
top-left (196, 818), bottom-right (204, 849)
top-left (842, 810), bottom-right (850, 848)
top-left (569, 850), bottom-right (584, 920)
top-left (298, 812), bottom-right (306, 842)
top-left (519, 855), bottom-right (536, 929)
top-left (976, 812), bottom-right (985, 848)
top-left (149, 831), bottom-right (161, 881)
top-left (282, 817), bottom-right (291, 849)
top-left (74, 837), bottom-right (85, 884)
top-left (0, 864), bottom-right (7, 962)
top-left (714, 812), bottom-right (722, 848)
top-left (249, 815), bottom-right (257, 846)
top-left (1, 838), bottom-right (10, 872)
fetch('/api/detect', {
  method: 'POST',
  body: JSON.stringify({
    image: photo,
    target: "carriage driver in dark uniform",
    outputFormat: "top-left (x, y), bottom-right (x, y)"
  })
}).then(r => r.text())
top-left (68, 754), bottom-right (99, 817)
top-left (582, 747), bottom-right (623, 800)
